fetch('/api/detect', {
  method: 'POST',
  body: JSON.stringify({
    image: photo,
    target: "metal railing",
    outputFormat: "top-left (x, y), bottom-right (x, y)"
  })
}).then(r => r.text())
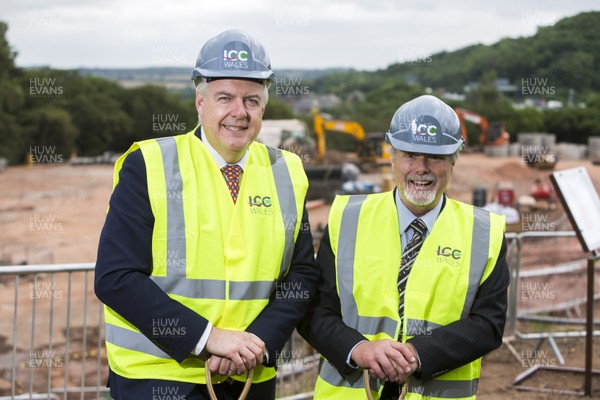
top-left (0, 263), bottom-right (317, 400)
top-left (505, 231), bottom-right (599, 335)
top-left (4, 230), bottom-right (595, 399)
top-left (504, 230), bottom-right (600, 374)
top-left (0, 263), bottom-right (106, 400)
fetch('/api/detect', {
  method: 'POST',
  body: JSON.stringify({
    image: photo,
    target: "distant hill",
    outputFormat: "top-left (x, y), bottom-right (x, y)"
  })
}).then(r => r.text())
top-left (309, 11), bottom-right (600, 100)
top-left (78, 67), bottom-right (354, 90)
top-left (78, 11), bottom-right (600, 100)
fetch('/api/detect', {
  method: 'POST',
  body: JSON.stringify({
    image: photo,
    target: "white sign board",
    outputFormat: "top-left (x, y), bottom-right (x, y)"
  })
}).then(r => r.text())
top-left (550, 167), bottom-right (600, 252)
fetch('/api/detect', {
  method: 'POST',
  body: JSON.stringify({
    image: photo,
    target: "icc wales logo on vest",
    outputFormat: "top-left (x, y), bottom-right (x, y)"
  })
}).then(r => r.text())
top-left (436, 245), bottom-right (462, 267)
top-left (247, 195), bottom-right (274, 215)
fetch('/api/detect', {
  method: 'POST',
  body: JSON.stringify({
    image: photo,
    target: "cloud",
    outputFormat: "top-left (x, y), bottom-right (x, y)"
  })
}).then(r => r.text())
top-left (2, 0), bottom-right (598, 70)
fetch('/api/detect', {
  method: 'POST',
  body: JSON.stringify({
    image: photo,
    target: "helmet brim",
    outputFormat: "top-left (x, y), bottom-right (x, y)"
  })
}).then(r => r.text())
top-left (191, 68), bottom-right (274, 81)
top-left (386, 131), bottom-right (463, 156)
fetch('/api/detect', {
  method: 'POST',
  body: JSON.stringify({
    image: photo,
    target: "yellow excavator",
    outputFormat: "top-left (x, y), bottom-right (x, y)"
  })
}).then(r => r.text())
top-left (313, 113), bottom-right (390, 164)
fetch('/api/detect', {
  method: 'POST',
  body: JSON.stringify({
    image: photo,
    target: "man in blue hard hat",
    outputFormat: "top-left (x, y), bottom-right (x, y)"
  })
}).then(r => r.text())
top-left (301, 95), bottom-right (509, 399)
top-left (95, 30), bottom-right (318, 400)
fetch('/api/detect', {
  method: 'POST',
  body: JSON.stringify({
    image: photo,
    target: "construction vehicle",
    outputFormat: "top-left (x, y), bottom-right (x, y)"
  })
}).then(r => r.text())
top-left (454, 108), bottom-right (510, 147)
top-left (313, 113), bottom-right (390, 164)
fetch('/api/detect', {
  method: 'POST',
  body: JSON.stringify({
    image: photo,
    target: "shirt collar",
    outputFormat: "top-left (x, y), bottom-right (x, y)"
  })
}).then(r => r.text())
top-left (395, 189), bottom-right (444, 235)
top-left (200, 126), bottom-right (248, 171)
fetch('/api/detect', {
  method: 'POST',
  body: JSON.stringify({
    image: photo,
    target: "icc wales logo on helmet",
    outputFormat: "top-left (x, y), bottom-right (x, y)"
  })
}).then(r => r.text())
top-left (411, 115), bottom-right (439, 144)
top-left (222, 42), bottom-right (251, 69)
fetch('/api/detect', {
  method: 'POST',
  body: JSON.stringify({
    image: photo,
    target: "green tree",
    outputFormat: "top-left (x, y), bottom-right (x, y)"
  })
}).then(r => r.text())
top-left (506, 108), bottom-right (545, 135)
top-left (264, 97), bottom-right (295, 119)
top-left (19, 107), bottom-right (78, 161)
top-left (0, 22), bottom-right (26, 164)
top-left (544, 107), bottom-right (600, 143)
top-left (465, 71), bottom-right (513, 121)
top-left (120, 84), bottom-right (196, 149)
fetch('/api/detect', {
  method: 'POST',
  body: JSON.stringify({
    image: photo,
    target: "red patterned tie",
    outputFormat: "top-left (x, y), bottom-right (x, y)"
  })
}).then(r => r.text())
top-left (221, 164), bottom-right (242, 203)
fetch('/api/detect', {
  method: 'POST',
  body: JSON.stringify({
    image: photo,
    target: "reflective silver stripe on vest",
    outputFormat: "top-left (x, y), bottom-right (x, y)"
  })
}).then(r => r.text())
top-left (230, 280), bottom-right (275, 300)
top-left (267, 146), bottom-right (298, 282)
top-left (319, 358), bottom-right (381, 391)
top-left (356, 315), bottom-right (398, 337)
top-left (406, 318), bottom-right (442, 337)
top-left (156, 137), bottom-right (187, 275)
top-left (105, 323), bottom-right (171, 359)
top-left (151, 278), bottom-right (226, 299)
top-left (336, 195), bottom-right (397, 338)
top-left (461, 207), bottom-right (491, 319)
top-left (150, 277), bottom-right (275, 300)
top-left (148, 141), bottom-right (294, 301)
top-left (409, 378), bottom-right (479, 398)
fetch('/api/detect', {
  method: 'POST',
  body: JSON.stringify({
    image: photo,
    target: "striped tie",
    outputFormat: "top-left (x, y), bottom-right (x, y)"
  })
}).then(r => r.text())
top-left (398, 218), bottom-right (427, 324)
top-left (221, 164), bottom-right (242, 203)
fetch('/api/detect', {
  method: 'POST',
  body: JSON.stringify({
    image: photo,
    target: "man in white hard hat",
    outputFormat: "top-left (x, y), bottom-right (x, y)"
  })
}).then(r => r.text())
top-left (301, 95), bottom-right (509, 399)
top-left (95, 30), bottom-right (318, 400)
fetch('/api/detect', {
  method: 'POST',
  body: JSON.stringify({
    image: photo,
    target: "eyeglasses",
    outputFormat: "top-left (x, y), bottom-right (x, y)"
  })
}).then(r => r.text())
top-left (397, 152), bottom-right (451, 166)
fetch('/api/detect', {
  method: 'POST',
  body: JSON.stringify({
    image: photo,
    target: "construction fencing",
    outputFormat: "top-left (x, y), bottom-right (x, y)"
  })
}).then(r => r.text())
top-left (505, 230), bottom-right (600, 338)
top-left (0, 229), bottom-right (597, 399)
top-left (0, 264), bottom-right (317, 400)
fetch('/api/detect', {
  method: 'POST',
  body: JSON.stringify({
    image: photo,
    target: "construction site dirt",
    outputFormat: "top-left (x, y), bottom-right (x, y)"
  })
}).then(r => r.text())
top-left (0, 153), bottom-right (599, 398)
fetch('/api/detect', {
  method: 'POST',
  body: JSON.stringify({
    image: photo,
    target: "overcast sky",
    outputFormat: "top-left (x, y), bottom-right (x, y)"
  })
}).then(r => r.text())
top-left (1, 0), bottom-right (598, 71)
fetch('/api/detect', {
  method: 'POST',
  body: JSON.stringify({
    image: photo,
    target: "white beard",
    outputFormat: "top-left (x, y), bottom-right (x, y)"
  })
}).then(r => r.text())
top-left (403, 187), bottom-right (437, 207)
top-left (402, 174), bottom-right (438, 207)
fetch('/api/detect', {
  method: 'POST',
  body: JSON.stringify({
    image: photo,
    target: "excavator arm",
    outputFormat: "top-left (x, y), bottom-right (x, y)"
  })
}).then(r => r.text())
top-left (313, 113), bottom-right (366, 162)
top-left (454, 107), bottom-right (508, 146)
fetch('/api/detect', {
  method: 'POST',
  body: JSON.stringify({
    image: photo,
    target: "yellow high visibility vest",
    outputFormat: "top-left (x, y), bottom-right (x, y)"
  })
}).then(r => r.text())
top-left (103, 129), bottom-right (308, 384)
top-left (314, 192), bottom-right (505, 399)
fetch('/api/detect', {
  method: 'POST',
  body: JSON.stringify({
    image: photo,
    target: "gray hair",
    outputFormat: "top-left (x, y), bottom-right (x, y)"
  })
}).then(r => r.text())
top-left (194, 78), bottom-right (269, 107)
top-left (450, 150), bottom-right (460, 165)
top-left (391, 148), bottom-right (461, 166)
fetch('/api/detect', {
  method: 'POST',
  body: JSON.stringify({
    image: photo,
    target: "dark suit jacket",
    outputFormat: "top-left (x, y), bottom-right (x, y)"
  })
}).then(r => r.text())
top-left (94, 128), bottom-right (318, 399)
top-left (299, 194), bottom-right (510, 383)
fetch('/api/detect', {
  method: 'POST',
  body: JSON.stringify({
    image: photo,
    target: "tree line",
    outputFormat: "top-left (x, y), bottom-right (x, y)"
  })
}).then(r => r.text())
top-left (0, 22), bottom-right (294, 165)
top-left (2, 12), bottom-right (600, 164)
top-left (304, 11), bottom-right (600, 145)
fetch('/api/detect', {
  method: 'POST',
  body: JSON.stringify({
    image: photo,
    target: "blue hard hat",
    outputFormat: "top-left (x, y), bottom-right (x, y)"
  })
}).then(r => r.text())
top-left (191, 29), bottom-right (274, 82)
top-left (386, 95), bottom-right (464, 155)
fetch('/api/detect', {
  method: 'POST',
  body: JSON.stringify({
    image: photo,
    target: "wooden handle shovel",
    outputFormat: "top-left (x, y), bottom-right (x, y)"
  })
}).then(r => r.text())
top-left (363, 370), bottom-right (408, 400)
top-left (205, 360), bottom-right (254, 400)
